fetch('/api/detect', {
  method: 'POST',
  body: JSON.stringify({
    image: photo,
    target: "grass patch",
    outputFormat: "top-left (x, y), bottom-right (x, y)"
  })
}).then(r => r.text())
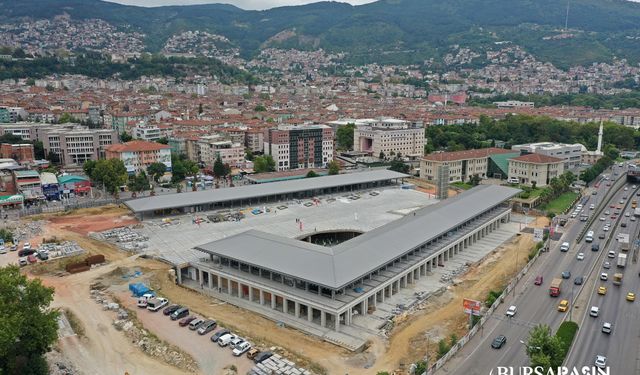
top-left (556, 321), bottom-right (579, 357)
top-left (540, 192), bottom-right (579, 214)
top-left (63, 308), bottom-right (85, 337)
top-left (451, 182), bottom-right (473, 190)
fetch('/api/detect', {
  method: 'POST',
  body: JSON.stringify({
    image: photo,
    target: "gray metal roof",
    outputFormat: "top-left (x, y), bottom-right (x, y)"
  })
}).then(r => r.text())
top-left (194, 184), bottom-right (520, 289)
top-left (125, 169), bottom-right (408, 213)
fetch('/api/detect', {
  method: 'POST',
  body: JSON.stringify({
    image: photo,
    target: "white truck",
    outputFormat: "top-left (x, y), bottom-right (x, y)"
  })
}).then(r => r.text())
top-left (617, 253), bottom-right (628, 268)
top-left (146, 297), bottom-right (168, 312)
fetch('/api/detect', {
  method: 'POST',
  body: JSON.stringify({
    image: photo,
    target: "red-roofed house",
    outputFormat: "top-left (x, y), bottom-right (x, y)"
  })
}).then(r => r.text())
top-left (508, 153), bottom-right (564, 187)
top-left (105, 140), bottom-right (171, 175)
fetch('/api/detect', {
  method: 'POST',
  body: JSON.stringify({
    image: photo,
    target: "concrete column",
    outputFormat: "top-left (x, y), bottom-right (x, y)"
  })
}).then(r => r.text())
top-left (271, 293), bottom-right (276, 309)
top-left (283, 297), bottom-right (288, 314)
top-left (259, 290), bottom-right (265, 305)
top-left (248, 286), bottom-right (253, 302)
top-left (363, 299), bottom-right (368, 314)
top-left (321, 311), bottom-right (326, 327)
top-left (295, 302), bottom-right (300, 318)
top-left (208, 272), bottom-right (213, 289)
top-left (176, 267), bottom-right (182, 284)
top-left (307, 306), bottom-right (313, 321)
top-left (198, 269), bottom-right (204, 286)
top-left (335, 314), bottom-right (341, 332)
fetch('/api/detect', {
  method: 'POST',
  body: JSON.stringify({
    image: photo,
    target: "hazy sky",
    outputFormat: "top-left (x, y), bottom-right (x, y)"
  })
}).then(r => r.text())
top-left (105, 0), bottom-right (376, 10)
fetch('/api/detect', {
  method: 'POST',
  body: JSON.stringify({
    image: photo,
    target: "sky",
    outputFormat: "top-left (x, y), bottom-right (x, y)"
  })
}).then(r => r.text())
top-left (104, 0), bottom-right (377, 10)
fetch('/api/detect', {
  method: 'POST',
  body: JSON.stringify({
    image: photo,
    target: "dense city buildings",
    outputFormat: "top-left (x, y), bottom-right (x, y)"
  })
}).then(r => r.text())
top-left (264, 124), bottom-right (333, 171)
top-left (197, 135), bottom-right (245, 169)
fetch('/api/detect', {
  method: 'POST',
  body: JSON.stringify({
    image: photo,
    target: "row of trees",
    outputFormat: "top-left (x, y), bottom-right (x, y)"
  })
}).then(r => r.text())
top-left (426, 114), bottom-right (639, 153)
top-left (580, 155), bottom-right (615, 183)
top-left (469, 91), bottom-right (640, 110)
top-left (536, 171), bottom-right (576, 205)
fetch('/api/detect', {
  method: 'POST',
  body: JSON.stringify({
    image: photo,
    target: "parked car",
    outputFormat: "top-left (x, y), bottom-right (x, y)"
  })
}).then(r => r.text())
top-left (18, 257), bottom-right (28, 266)
top-left (233, 341), bottom-right (252, 356)
top-left (189, 318), bottom-right (205, 330)
top-left (179, 316), bottom-right (196, 327)
top-left (574, 276), bottom-right (584, 285)
top-left (560, 242), bottom-right (570, 252)
top-left (163, 304), bottom-right (182, 316)
top-left (253, 351), bottom-right (274, 363)
top-left (146, 298), bottom-right (168, 312)
top-left (246, 348), bottom-right (260, 360)
top-left (0, 246), bottom-right (6, 254)
top-left (211, 329), bottom-right (231, 341)
top-left (17, 249), bottom-right (35, 257)
top-left (229, 337), bottom-right (245, 349)
top-left (27, 254), bottom-right (37, 264)
top-left (198, 320), bottom-right (217, 335)
top-left (170, 307), bottom-right (190, 321)
top-left (491, 335), bottom-right (507, 349)
top-left (137, 293), bottom-right (155, 308)
top-left (37, 250), bottom-right (49, 260)
top-left (217, 333), bottom-right (236, 347)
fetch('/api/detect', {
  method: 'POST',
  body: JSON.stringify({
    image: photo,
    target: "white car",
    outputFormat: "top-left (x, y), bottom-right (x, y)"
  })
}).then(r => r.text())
top-left (595, 355), bottom-right (607, 369)
top-left (625, 212), bottom-right (631, 217)
top-left (576, 253), bottom-right (584, 261)
top-left (0, 245), bottom-right (6, 254)
top-left (632, 216), bottom-right (637, 222)
top-left (590, 204), bottom-right (595, 210)
top-left (602, 322), bottom-right (612, 334)
top-left (560, 242), bottom-right (570, 252)
top-left (603, 225), bottom-right (610, 231)
top-left (232, 341), bottom-right (252, 356)
top-left (599, 217), bottom-right (605, 221)
top-left (608, 251), bottom-right (616, 258)
top-left (505, 305), bottom-right (517, 317)
top-left (600, 273), bottom-right (608, 281)
top-left (137, 293), bottom-right (155, 308)
top-left (590, 306), bottom-right (600, 317)
top-left (22, 242), bottom-right (31, 250)
top-left (624, 187), bottom-right (629, 191)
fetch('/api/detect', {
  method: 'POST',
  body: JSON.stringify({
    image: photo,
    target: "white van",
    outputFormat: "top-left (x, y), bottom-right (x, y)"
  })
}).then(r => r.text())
top-left (147, 297), bottom-right (168, 312)
top-left (585, 231), bottom-right (594, 243)
top-left (137, 293), bottom-right (154, 308)
top-left (217, 333), bottom-right (236, 347)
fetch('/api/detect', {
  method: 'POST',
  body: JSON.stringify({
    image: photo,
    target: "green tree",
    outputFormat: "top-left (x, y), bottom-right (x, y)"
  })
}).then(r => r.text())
top-left (57, 112), bottom-right (75, 124)
top-left (525, 324), bottom-right (564, 371)
top-left (146, 162), bottom-right (167, 182)
top-left (306, 170), bottom-right (319, 178)
top-left (379, 151), bottom-right (386, 160)
top-left (198, 103), bottom-right (203, 115)
top-left (120, 132), bottom-right (133, 142)
top-left (90, 159), bottom-right (128, 194)
top-left (83, 160), bottom-right (97, 177)
top-left (170, 153), bottom-right (199, 183)
top-left (437, 339), bottom-right (450, 359)
top-left (128, 171), bottom-right (150, 193)
top-left (469, 174), bottom-right (481, 186)
top-left (0, 265), bottom-right (59, 375)
top-left (328, 160), bottom-right (340, 175)
top-left (253, 155), bottom-right (276, 173)
top-left (603, 144), bottom-right (620, 161)
top-left (0, 228), bottom-right (13, 243)
top-left (46, 150), bottom-right (60, 164)
top-left (156, 137), bottom-right (169, 145)
top-left (213, 156), bottom-right (226, 178)
top-left (389, 159), bottom-right (410, 173)
top-left (254, 104), bottom-right (267, 112)
top-left (32, 140), bottom-right (45, 159)
top-left (336, 123), bottom-right (355, 150)
top-left (245, 148), bottom-right (254, 161)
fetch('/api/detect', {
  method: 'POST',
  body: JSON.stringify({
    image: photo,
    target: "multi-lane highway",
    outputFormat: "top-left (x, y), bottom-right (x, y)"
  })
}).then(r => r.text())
top-left (439, 164), bottom-right (636, 375)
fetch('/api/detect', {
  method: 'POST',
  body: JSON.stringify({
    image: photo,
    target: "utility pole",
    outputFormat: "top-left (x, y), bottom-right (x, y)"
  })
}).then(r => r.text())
top-left (564, 0), bottom-right (570, 31)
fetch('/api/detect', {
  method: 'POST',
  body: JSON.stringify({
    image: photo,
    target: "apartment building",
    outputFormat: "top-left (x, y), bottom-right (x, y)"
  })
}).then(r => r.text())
top-left (105, 140), bottom-right (171, 175)
top-left (264, 124), bottom-right (333, 171)
top-left (511, 142), bottom-right (584, 170)
top-left (245, 127), bottom-right (264, 153)
top-left (351, 118), bottom-right (426, 159)
top-left (420, 148), bottom-right (518, 182)
top-left (508, 153), bottom-right (565, 187)
top-left (197, 135), bottom-right (245, 169)
top-left (0, 122), bottom-right (61, 141)
top-left (133, 122), bottom-right (162, 142)
top-left (42, 127), bottom-right (119, 166)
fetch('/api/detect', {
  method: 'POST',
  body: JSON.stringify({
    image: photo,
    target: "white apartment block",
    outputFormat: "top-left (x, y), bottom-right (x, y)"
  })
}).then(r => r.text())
top-left (43, 127), bottom-right (119, 166)
top-left (133, 123), bottom-right (161, 142)
top-left (508, 153), bottom-right (565, 187)
top-left (511, 142), bottom-right (585, 170)
top-left (351, 118), bottom-right (426, 158)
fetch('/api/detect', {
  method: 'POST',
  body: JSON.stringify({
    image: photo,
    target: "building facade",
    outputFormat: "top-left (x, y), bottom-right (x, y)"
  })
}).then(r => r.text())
top-left (133, 123), bottom-right (162, 142)
top-left (511, 142), bottom-right (584, 171)
top-left (105, 140), bottom-right (171, 175)
top-left (508, 153), bottom-right (565, 186)
top-left (352, 118), bottom-right (426, 159)
top-left (0, 143), bottom-right (35, 163)
top-left (420, 148), bottom-right (517, 182)
top-left (42, 127), bottom-right (119, 166)
top-left (264, 124), bottom-right (333, 171)
top-left (197, 135), bottom-right (245, 169)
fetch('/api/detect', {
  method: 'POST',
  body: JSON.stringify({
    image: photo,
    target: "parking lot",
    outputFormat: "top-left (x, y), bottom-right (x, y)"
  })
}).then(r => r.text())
top-left (134, 187), bottom-right (436, 265)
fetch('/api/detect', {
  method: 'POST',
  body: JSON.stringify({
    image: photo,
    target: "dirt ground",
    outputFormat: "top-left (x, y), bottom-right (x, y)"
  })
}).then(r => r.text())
top-left (408, 178), bottom-right (459, 197)
top-left (24, 206), bottom-right (550, 375)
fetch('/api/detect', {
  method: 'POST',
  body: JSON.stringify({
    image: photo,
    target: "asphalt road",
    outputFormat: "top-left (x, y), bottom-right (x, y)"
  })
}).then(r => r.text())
top-left (439, 165), bottom-right (631, 375)
top-left (565, 187), bottom-right (640, 373)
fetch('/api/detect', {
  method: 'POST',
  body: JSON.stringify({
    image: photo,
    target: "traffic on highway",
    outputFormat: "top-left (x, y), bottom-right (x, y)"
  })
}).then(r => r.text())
top-left (440, 163), bottom-right (638, 375)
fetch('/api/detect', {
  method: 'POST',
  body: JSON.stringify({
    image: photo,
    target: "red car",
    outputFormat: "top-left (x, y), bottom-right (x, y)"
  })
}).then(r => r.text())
top-left (534, 276), bottom-right (543, 285)
top-left (179, 316), bottom-right (196, 327)
top-left (27, 254), bottom-right (37, 264)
